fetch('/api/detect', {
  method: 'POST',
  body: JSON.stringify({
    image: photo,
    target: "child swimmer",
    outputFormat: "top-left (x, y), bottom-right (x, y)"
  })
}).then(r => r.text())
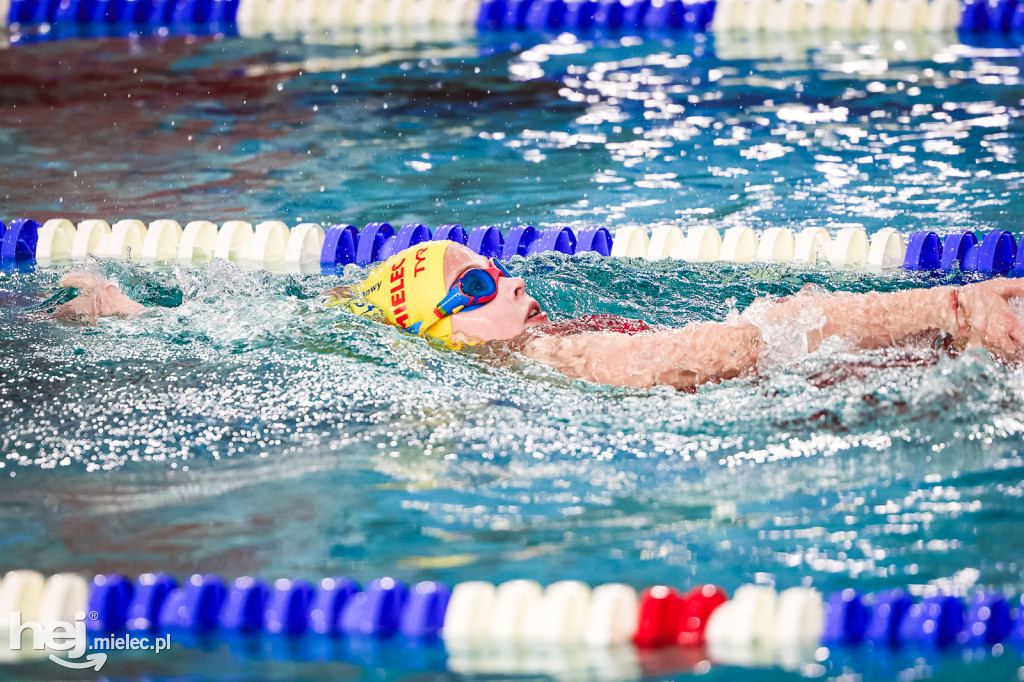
top-left (56, 239), bottom-right (1024, 391)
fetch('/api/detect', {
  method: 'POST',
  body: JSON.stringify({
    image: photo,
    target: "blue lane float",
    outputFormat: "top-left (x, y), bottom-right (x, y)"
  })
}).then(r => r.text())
top-left (565, 0), bottom-right (600, 29)
top-left (467, 224), bottom-right (505, 259)
top-left (377, 223), bottom-right (432, 263)
top-left (1014, 2), bottom-right (1024, 31)
top-left (577, 225), bottom-right (613, 256)
top-left (309, 577), bottom-right (360, 635)
top-left (87, 573), bottom-right (133, 632)
top-left (903, 229), bottom-right (1022, 276)
top-left (822, 589), bottom-right (870, 646)
top-left (480, 0), bottom-right (713, 32)
top-left (962, 229), bottom-right (1016, 275)
top-left (0, 218), bottom-right (40, 263)
top-left (863, 588), bottom-right (913, 646)
top-left (321, 224), bottom-right (359, 269)
top-left (355, 222), bottom-right (394, 267)
top-left (207, 0), bottom-right (237, 26)
top-left (400, 581), bottom-right (450, 640)
top-left (941, 231), bottom-right (978, 272)
top-left (529, 225), bottom-right (577, 255)
top-left (265, 578), bottom-right (315, 636)
top-left (903, 231), bottom-right (943, 270)
top-left (339, 577), bottom-right (408, 638)
top-left (126, 572), bottom-right (176, 632)
top-left (645, 0), bottom-right (686, 28)
top-left (964, 592), bottom-right (1013, 645)
top-left (219, 577), bottom-right (270, 632)
top-left (432, 224), bottom-right (468, 245)
top-left (524, 0), bottom-right (568, 31)
top-left (157, 573), bottom-right (226, 631)
top-left (899, 594), bottom-right (964, 648)
top-left (501, 224), bottom-right (540, 259)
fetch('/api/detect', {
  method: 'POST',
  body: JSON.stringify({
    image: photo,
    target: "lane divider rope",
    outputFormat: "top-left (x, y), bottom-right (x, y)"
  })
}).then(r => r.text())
top-left (6, 0), bottom-right (1019, 37)
top-left (2, 216), bottom-right (1021, 278)
top-left (0, 569), bottom-right (1021, 670)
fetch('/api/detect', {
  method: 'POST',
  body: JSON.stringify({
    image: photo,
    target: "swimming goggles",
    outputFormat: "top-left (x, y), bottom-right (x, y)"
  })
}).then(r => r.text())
top-left (420, 258), bottom-right (511, 332)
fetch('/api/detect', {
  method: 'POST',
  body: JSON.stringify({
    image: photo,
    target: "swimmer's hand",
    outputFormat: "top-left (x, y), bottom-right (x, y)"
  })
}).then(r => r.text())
top-left (54, 272), bottom-right (145, 324)
top-left (956, 279), bottom-right (1024, 360)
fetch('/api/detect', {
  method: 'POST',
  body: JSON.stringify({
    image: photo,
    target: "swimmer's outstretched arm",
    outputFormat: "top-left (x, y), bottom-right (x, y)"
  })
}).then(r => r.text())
top-left (759, 278), bottom-right (1024, 359)
top-left (519, 279), bottom-right (1024, 390)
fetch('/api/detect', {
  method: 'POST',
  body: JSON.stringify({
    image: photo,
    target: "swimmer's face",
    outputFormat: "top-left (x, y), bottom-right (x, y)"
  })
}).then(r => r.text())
top-left (443, 243), bottom-right (548, 343)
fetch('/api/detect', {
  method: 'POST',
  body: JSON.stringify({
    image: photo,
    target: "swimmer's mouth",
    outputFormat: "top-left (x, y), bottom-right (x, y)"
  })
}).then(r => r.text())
top-left (526, 302), bottom-right (547, 324)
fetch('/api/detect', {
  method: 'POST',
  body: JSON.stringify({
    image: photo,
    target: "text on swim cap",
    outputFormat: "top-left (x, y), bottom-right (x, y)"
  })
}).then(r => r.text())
top-left (414, 247), bottom-right (428, 276)
top-left (390, 258), bottom-right (409, 328)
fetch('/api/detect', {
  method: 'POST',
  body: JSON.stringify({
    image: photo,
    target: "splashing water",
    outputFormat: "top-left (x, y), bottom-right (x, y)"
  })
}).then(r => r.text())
top-left (2, 27), bottom-right (1024, 682)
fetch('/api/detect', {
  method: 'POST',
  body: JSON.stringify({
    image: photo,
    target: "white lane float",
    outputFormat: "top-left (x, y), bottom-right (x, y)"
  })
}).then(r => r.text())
top-left (520, 580), bottom-right (591, 644)
top-left (711, 0), bottom-right (745, 31)
top-left (37, 573), bottom-right (89, 626)
top-left (865, 0), bottom-right (894, 31)
top-left (774, 587), bottom-right (825, 647)
top-left (611, 225), bottom-right (651, 258)
top-left (671, 226), bottom-right (723, 262)
top-left (285, 222), bottom-right (327, 268)
top-left (71, 219), bottom-right (112, 260)
top-left (706, 584), bottom-right (779, 648)
top-left (806, 0), bottom-right (840, 31)
top-left (582, 583), bottom-right (639, 646)
top-left (178, 220), bottom-right (220, 263)
top-left (927, 0), bottom-right (960, 30)
top-left (240, 220), bottom-right (291, 268)
top-left (442, 581), bottom-right (496, 643)
top-left (867, 227), bottom-right (906, 268)
top-left (213, 220), bottom-right (255, 262)
top-left (756, 227), bottom-right (796, 263)
top-left (141, 219), bottom-right (182, 263)
top-left (721, 226), bottom-right (759, 262)
top-left (743, 0), bottom-right (771, 32)
top-left (830, 0), bottom-right (869, 30)
top-left (0, 570), bottom-right (47, 625)
top-left (793, 226), bottom-right (831, 264)
top-left (490, 579), bottom-right (543, 642)
top-left (646, 225), bottom-right (685, 260)
top-left (825, 226), bottom-right (870, 268)
top-left (35, 219), bottom-right (76, 263)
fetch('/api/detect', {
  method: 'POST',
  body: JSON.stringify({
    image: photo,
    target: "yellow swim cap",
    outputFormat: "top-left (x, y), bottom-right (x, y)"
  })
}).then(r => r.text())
top-left (330, 240), bottom-right (453, 340)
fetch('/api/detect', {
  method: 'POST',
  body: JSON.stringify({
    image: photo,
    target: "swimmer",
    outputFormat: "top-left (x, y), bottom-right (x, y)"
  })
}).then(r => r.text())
top-left (53, 240), bottom-right (1024, 390)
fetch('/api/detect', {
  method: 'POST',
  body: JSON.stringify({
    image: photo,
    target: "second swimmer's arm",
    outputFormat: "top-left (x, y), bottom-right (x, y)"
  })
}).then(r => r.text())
top-left (54, 272), bottom-right (146, 323)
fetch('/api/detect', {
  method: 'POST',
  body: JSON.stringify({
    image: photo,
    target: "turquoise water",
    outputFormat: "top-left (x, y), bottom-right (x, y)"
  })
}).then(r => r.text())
top-left (2, 26), bottom-right (1024, 681)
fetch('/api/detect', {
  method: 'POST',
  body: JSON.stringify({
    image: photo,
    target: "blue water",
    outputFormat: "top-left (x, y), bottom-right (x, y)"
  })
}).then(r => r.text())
top-left (2, 26), bottom-right (1024, 682)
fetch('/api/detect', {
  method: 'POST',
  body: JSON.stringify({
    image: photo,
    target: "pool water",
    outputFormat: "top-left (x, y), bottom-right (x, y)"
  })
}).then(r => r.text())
top-left (2, 25), bottom-right (1024, 682)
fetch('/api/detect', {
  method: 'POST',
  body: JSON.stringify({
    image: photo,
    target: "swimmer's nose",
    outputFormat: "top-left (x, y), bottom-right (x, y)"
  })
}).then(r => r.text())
top-left (510, 277), bottom-right (526, 299)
